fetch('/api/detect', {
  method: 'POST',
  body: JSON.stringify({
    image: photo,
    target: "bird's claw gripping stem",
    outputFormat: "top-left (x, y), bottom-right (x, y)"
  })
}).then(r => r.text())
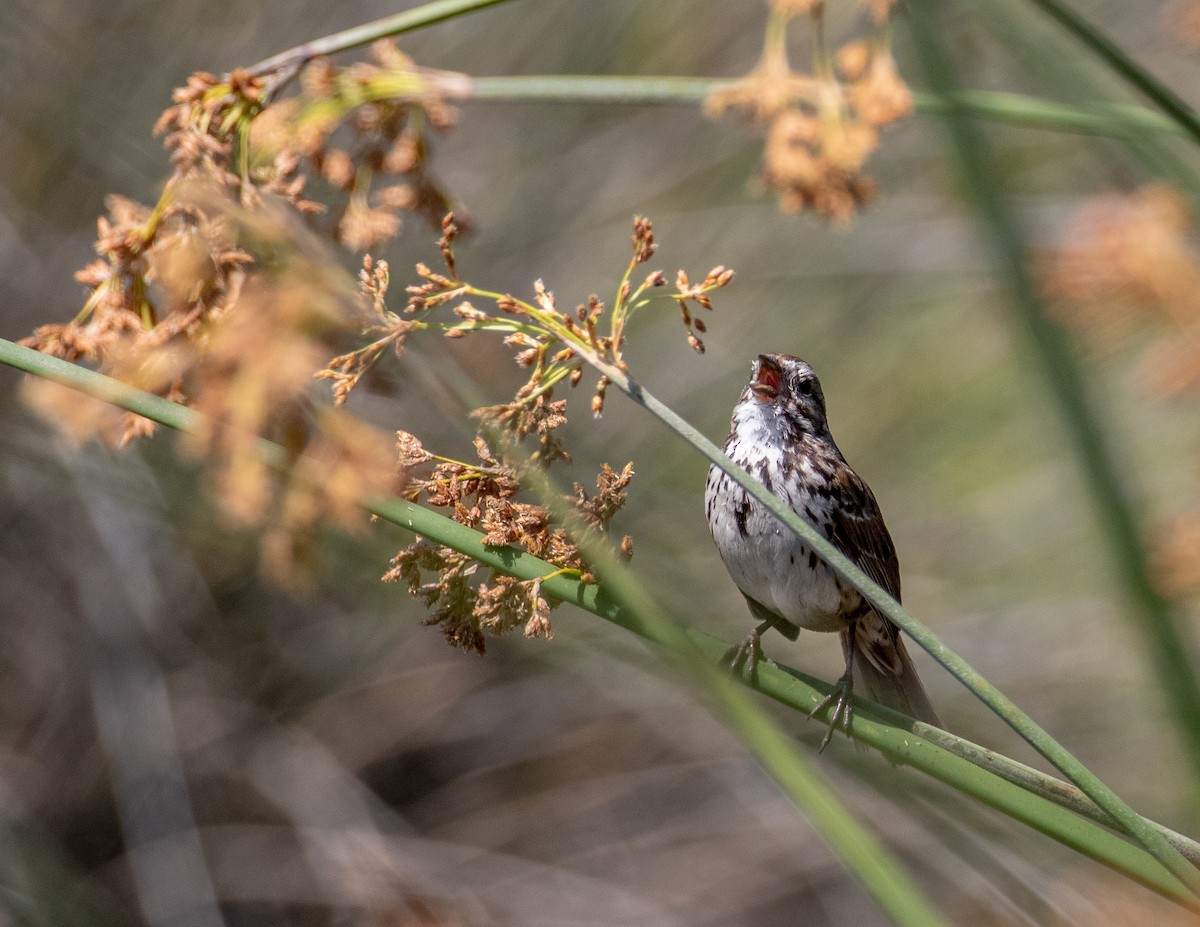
top-left (810, 672), bottom-right (855, 752)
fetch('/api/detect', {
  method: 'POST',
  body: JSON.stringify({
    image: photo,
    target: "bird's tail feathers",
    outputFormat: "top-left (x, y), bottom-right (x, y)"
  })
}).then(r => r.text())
top-left (843, 628), bottom-right (942, 727)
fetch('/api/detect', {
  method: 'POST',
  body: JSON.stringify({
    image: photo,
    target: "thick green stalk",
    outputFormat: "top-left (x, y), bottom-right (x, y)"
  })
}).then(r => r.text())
top-left (375, 491), bottom-right (1200, 899)
top-left (5, 337), bottom-right (1200, 907)
top-left (372, 492), bottom-right (1200, 905)
top-left (1, 339), bottom-right (945, 927)
top-left (906, 3), bottom-right (1200, 887)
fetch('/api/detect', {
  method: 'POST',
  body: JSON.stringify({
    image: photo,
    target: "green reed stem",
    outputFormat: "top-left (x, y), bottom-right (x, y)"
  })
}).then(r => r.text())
top-left (906, 0), bottom-right (1200, 894)
top-left (0, 338), bottom-right (946, 927)
top-left (5, 333), bottom-right (1197, 901)
top-left (1017, 0), bottom-right (1200, 146)
top-left (446, 74), bottom-right (1188, 140)
top-left (247, 0), bottom-right (519, 77)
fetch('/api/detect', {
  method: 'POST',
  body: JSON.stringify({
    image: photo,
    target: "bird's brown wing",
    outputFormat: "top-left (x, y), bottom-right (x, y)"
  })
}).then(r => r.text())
top-left (827, 466), bottom-right (942, 726)
top-left (826, 465), bottom-right (901, 602)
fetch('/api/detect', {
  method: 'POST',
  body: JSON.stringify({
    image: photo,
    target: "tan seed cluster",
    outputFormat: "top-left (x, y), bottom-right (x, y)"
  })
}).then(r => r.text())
top-left (22, 35), bottom-right (739, 647)
top-left (1042, 184), bottom-right (1200, 597)
top-left (707, 2), bottom-right (912, 222)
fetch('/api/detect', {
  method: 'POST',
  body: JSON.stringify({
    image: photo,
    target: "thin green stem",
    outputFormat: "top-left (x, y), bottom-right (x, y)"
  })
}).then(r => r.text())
top-left (246, 0), bottom-right (519, 77)
top-left (559, 344), bottom-right (1200, 894)
top-left (459, 76), bottom-right (1189, 140)
top-left (0, 339), bottom-right (945, 927)
top-left (911, 722), bottom-right (1200, 868)
top-left (1017, 0), bottom-right (1200, 146)
top-left (906, 0), bottom-right (1200, 893)
top-left (382, 481), bottom-right (1196, 906)
top-left (5, 336), bottom-right (1199, 908)
top-left (467, 75), bottom-right (717, 103)
top-left (274, 56), bottom-right (1187, 141)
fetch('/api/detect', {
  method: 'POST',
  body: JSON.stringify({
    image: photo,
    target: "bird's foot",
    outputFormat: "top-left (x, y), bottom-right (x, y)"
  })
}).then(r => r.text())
top-left (810, 674), bottom-right (854, 752)
top-left (721, 627), bottom-right (764, 683)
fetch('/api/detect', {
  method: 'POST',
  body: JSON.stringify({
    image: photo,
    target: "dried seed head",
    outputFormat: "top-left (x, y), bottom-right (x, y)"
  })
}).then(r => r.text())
top-left (321, 149), bottom-right (356, 191)
top-left (632, 215), bottom-right (657, 264)
top-left (591, 375), bottom-right (609, 417)
top-left (836, 40), bottom-right (871, 81)
top-left (452, 301), bottom-right (488, 321)
top-left (533, 279), bottom-right (555, 312)
top-left (503, 332), bottom-right (540, 349)
top-left (438, 211), bottom-right (459, 278)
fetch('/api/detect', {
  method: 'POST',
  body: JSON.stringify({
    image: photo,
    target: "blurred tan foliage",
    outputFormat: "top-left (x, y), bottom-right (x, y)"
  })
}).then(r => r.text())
top-left (17, 35), bottom-right (738, 634)
top-left (706, 0), bottom-right (911, 221)
top-left (1043, 184), bottom-right (1200, 596)
top-left (1164, 0), bottom-right (1200, 47)
top-left (339, 215), bottom-right (728, 651)
top-left (16, 45), bottom-right (468, 586)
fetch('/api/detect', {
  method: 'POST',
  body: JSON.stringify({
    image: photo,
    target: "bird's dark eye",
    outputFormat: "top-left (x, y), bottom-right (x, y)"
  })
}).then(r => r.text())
top-left (795, 378), bottom-right (814, 396)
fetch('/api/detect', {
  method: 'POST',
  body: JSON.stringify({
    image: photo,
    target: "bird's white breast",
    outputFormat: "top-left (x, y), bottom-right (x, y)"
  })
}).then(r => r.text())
top-left (705, 400), bottom-right (847, 631)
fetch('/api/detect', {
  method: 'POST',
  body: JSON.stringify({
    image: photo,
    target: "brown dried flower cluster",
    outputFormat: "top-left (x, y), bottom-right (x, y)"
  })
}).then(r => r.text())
top-left (252, 41), bottom-right (462, 251)
top-left (317, 215), bottom-right (728, 651)
top-left (262, 410), bottom-right (400, 584)
top-left (22, 30), bottom-right (737, 647)
top-left (21, 187), bottom-right (253, 444)
top-left (384, 432), bottom-right (634, 652)
top-left (319, 214), bottom-right (731, 430)
top-left (20, 43), bottom-right (467, 581)
top-left (1043, 186), bottom-right (1200, 396)
top-left (23, 188), bottom-right (400, 584)
top-left (1043, 184), bottom-right (1200, 596)
top-left (706, 1), bottom-right (912, 221)
top-left (23, 42), bottom-right (459, 428)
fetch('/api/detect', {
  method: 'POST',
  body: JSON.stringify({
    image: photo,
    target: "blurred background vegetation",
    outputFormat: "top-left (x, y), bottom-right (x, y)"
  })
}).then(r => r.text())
top-left (3, 0), bottom-right (1200, 924)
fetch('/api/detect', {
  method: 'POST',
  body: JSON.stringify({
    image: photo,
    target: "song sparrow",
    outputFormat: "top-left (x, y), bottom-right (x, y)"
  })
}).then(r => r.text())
top-left (705, 354), bottom-right (941, 747)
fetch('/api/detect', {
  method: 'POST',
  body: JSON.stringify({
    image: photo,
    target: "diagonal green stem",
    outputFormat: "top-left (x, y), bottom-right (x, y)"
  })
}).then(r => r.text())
top-left (557, 345), bottom-right (1200, 894)
top-left (0, 338), bottom-right (945, 927)
top-left (1017, 0), bottom-right (1200, 146)
top-left (905, 0), bottom-right (1200, 893)
top-left (370, 490), bottom-right (1200, 903)
top-left (354, 492), bottom-right (1200, 907)
top-left (10, 332), bottom-right (1196, 890)
top-left (911, 91), bottom-right (1184, 139)
top-left (246, 0), bottom-right (519, 77)
top-left (5, 336), bottom-right (1200, 907)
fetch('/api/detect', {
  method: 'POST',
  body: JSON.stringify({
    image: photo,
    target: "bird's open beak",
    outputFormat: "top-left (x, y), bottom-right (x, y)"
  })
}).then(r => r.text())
top-left (750, 355), bottom-right (782, 400)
